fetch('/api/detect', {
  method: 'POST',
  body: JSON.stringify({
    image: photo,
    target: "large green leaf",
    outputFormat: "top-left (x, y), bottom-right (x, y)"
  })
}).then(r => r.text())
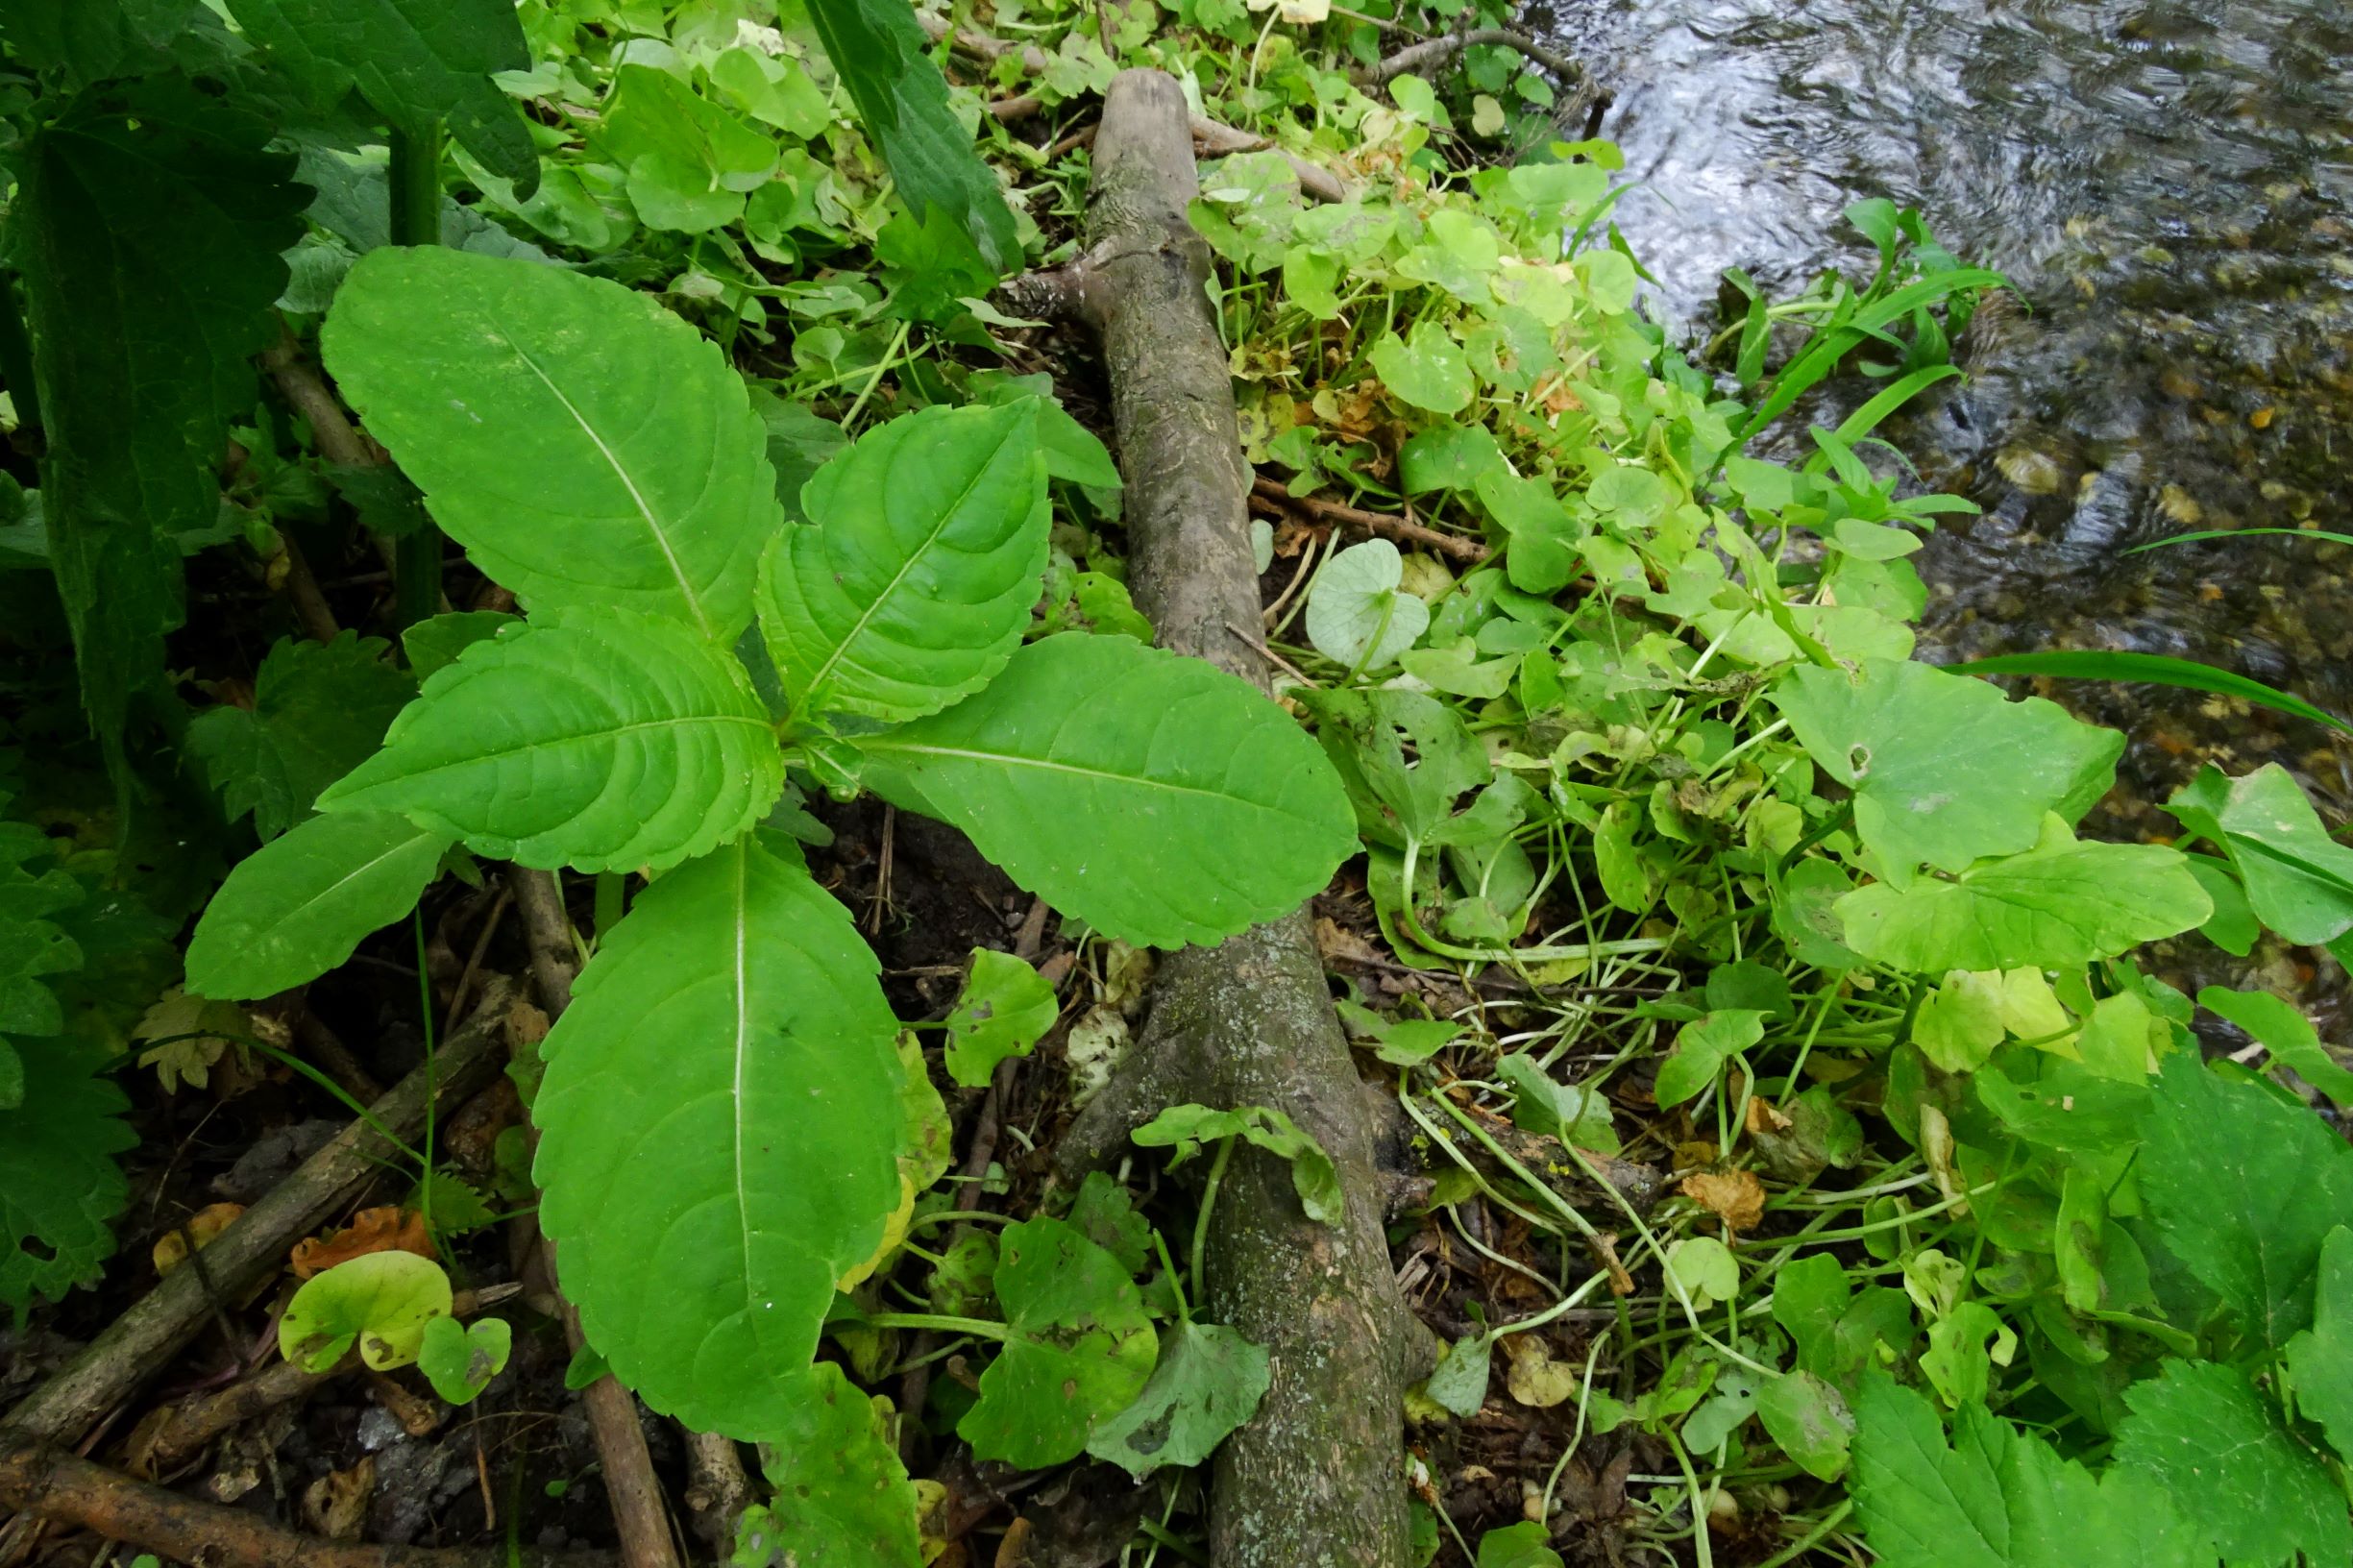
top-left (222, 0), bottom-right (538, 193)
top-left (531, 835), bottom-right (902, 1440)
top-left (802, 0), bottom-right (1020, 272)
top-left (758, 401), bottom-right (1048, 723)
top-left (1851, 1375), bottom-right (2203, 1568)
top-left (2114, 1359), bottom-right (2350, 1566)
top-left (319, 609), bottom-right (781, 874)
top-left (0, 1038), bottom-right (135, 1313)
top-left (2163, 763), bottom-right (2353, 945)
top-left (16, 82), bottom-right (305, 762)
top-left (2286, 1227), bottom-right (2353, 1463)
top-left (2137, 1051), bottom-right (2353, 1351)
top-left (185, 633), bottom-right (416, 841)
top-left (1773, 659), bottom-right (2121, 879)
top-left (1837, 818), bottom-right (2210, 973)
top-left (730, 1364), bottom-right (922, 1567)
top-left (0, 0), bottom-right (210, 86)
top-left (958, 1215), bottom-right (1157, 1467)
top-left (322, 248), bottom-right (780, 644)
top-left (857, 633), bottom-right (1357, 948)
top-left (185, 811), bottom-right (451, 1001)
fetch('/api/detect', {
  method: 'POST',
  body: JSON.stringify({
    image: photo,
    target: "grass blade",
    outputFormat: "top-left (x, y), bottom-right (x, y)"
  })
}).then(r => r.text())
top-left (1949, 650), bottom-right (2353, 736)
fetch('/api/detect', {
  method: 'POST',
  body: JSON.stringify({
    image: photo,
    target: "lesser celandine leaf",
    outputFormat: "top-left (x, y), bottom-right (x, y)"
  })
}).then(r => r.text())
top-left (1773, 659), bottom-right (2121, 879)
top-left (1837, 817), bottom-right (2210, 973)
top-left (2164, 762), bottom-right (2353, 944)
top-left (323, 248), bottom-right (780, 643)
top-left (417, 1313), bottom-right (511, 1406)
top-left (2196, 985), bottom-right (2353, 1108)
top-left (958, 1215), bottom-right (1155, 1467)
top-left (531, 835), bottom-right (901, 1441)
top-left (2114, 1359), bottom-right (2350, 1566)
top-left (944, 948), bottom-right (1059, 1089)
top-left (1851, 1375), bottom-right (2204, 1568)
top-left (1306, 540), bottom-right (1430, 672)
top-left (759, 401), bottom-right (1049, 723)
top-left (732, 1363), bottom-right (922, 1567)
top-left (222, 0), bottom-right (538, 194)
top-left (1086, 1319), bottom-right (1270, 1478)
top-left (185, 811), bottom-right (451, 1000)
top-left (856, 634), bottom-right (1357, 949)
top-left (279, 1252), bottom-right (453, 1371)
top-left (319, 610), bottom-right (781, 874)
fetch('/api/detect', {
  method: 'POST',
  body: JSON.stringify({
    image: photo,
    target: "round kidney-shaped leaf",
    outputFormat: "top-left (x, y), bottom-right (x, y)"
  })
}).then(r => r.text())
top-left (319, 609), bottom-right (782, 873)
top-left (856, 633), bottom-right (1357, 948)
top-left (279, 1252), bottom-right (453, 1371)
top-left (531, 834), bottom-right (902, 1441)
top-left (957, 1215), bottom-right (1156, 1468)
top-left (731, 1362), bottom-right (923, 1567)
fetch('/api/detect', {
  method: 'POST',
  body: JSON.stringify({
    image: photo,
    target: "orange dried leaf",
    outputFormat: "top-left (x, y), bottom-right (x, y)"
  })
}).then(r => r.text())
top-left (290, 1206), bottom-right (434, 1279)
top-left (1679, 1170), bottom-right (1768, 1233)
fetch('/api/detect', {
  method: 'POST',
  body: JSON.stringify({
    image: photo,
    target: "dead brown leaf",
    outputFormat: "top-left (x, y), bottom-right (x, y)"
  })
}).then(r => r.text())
top-left (1744, 1097), bottom-right (1794, 1136)
top-left (152, 1202), bottom-right (245, 1277)
top-left (302, 1457), bottom-right (375, 1541)
top-left (290, 1206), bottom-right (432, 1279)
top-left (1679, 1170), bottom-right (1767, 1232)
top-left (1588, 1232), bottom-right (1635, 1296)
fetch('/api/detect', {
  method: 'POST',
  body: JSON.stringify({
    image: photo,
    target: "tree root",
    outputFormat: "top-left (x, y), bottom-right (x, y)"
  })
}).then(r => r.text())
top-left (1355, 27), bottom-right (1583, 88)
top-left (0, 1433), bottom-right (612, 1568)
top-left (1249, 475), bottom-right (1491, 564)
top-left (1052, 68), bottom-right (1429, 1566)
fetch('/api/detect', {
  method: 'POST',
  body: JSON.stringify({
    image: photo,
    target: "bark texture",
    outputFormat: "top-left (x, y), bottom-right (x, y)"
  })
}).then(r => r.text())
top-left (1058, 67), bottom-right (1424, 1568)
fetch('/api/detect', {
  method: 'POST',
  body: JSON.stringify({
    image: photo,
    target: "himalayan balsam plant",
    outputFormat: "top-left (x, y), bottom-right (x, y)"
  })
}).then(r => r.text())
top-left (184, 245), bottom-right (1357, 1441)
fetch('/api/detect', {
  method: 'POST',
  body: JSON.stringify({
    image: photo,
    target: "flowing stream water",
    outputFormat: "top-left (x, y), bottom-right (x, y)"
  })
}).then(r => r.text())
top-left (1543, 0), bottom-right (2353, 997)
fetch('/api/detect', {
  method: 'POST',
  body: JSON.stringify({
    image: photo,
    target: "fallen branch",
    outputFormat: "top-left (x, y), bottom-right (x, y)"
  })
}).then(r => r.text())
top-left (2, 982), bottom-right (515, 1448)
top-left (1187, 115), bottom-right (1349, 204)
top-left (1052, 69), bottom-right (1427, 1566)
top-left (1354, 27), bottom-right (1583, 88)
top-left (680, 1432), bottom-right (753, 1555)
top-left (0, 1433), bottom-right (610, 1568)
top-left (1250, 474), bottom-right (1491, 563)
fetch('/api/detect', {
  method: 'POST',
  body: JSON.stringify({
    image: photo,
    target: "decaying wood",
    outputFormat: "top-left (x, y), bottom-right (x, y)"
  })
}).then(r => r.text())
top-left (679, 1432), bottom-right (753, 1555)
top-left (1355, 27), bottom-right (1582, 88)
top-left (1, 982), bottom-right (515, 1449)
top-left (0, 1434), bottom-right (611, 1568)
top-left (1249, 475), bottom-right (1491, 564)
top-left (509, 869), bottom-right (681, 1568)
top-left (1053, 68), bottom-right (1426, 1568)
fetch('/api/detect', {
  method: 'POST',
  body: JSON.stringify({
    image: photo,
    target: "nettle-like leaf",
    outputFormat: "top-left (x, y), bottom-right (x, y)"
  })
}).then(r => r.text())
top-left (943, 947), bottom-right (1059, 1089)
top-left (186, 633), bottom-right (415, 841)
top-left (732, 1363), bottom-right (922, 1568)
top-left (802, 0), bottom-right (1020, 272)
top-left (1086, 1319), bottom-right (1271, 1479)
top-left (531, 835), bottom-right (902, 1441)
top-left (2137, 1051), bottom-right (2353, 1350)
top-left (1851, 1375), bottom-right (2204, 1568)
top-left (2164, 762), bottom-right (2353, 944)
top-left (279, 1251), bottom-right (453, 1371)
top-left (2114, 1359), bottom-right (2350, 1566)
top-left (858, 633), bottom-right (1357, 948)
top-left (222, 0), bottom-right (538, 193)
top-left (323, 248), bottom-right (780, 643)
top-left (758, 401), bottom-right (1049, 723)
top-left (1773, 659), bottom-right (2121, 879)
top-left (186, 811), bottom-right (451, 1001)
top-left (319, 610), bottom-right (781, 874)
top-left (17, 81), bottom-right (305, 757)
top-left (2286, 1226), bottom-right (2353, 1462)
top-left (0, 821), bottom-right (84, 1038)
top-left (958, 1215), bottom-right (1156, 1467)
top-left (1837, 817), bottom-right (2210, 973)
top-left (0, 1039), bottom-right (135, 1313)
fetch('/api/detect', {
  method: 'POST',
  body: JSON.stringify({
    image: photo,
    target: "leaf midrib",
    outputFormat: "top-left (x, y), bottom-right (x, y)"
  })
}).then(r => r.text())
top-left (344, 713), bottom-right (771, 792)
top-left (860, 738), bottom-right (1321, 822)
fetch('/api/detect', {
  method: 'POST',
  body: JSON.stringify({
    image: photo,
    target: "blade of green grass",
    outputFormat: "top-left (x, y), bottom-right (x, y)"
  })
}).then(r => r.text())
top-left (1949, 650), bottom-right (2353, 736)
top-left (2125, 527), bottom-right (2353, 554)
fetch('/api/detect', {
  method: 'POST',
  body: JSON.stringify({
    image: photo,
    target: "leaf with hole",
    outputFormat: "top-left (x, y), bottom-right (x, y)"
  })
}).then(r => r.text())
top-left (323, 247), bottom-right (781, 643)
top-left (319, 610), bottom-right (781, 874)
top-left (958, 1216), bottom-right (1156, 1467)
top-left (0, 1040), bottom-right (135, 1313)
top-left (758, 401), bottom-right (1048, 723)
top-left (531, 834), bottom-right (901, 1441)
top-left (856, 634), bottom-right (1356, 949)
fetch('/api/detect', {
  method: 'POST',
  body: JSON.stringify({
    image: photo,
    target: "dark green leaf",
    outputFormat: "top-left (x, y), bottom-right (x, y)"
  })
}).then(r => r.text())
top-left (1086, 1320), bottom-right (1270, 1478)
top-left (0, 1038), bottom-right (135, 1313)
top-left (187, 633), bottom-right (415, 841)
top-left (2114, 1358), bottom-right (2350, 1566)
top-left (730, 1364), bottom-right (921, 1567)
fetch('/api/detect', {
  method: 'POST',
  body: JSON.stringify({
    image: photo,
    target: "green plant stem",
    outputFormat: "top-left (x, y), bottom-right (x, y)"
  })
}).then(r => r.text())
top-left (1154, 1226), bottom-right (1190, 1324)
top-left (388, 122), bottom-right (445, 630)
top-left (860, 1311), bottom-right (1010, 1341)
top-left (1189, 1134), bottom-right (1236, 1308)
top-left (1750, 1501), bottom-right (1853, 1568)
top-left (1663, 1428), bottom-right (1718, 1568)
top-left (592, 871), bottom-right (625, 943)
